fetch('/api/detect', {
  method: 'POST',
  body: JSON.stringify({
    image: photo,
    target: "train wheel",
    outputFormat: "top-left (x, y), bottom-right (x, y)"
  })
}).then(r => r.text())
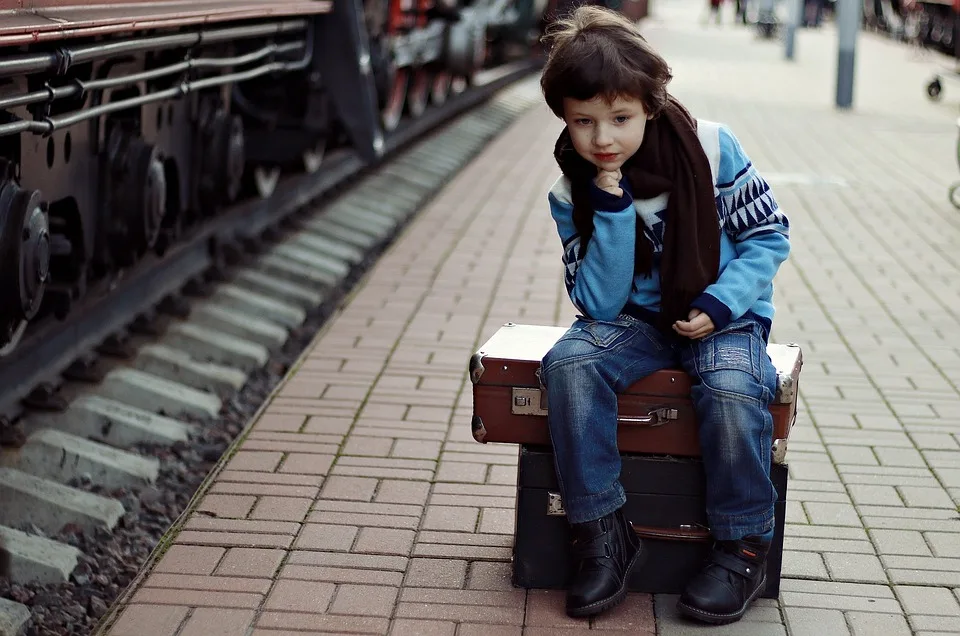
top-left (303, 138), bottom-right (327, 174)
top-left (199, 109), bottom-right (245, 209)
top-left (383, 68), bottom-right (409, 133)
top-left (105, 129), bottom-right (167, 265)
top-left (253, 166), bottom-right (281, 199)
top-left (407, 69), bottom-right (430, 118)
top-left (0, 178), bottom-right (49, 357)
top-left (431, 71), bottom-right (452, 106)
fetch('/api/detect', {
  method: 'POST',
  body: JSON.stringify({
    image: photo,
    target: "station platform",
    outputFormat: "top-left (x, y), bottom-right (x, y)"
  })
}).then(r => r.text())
top-left (98, 1), bottom-right (960, 635)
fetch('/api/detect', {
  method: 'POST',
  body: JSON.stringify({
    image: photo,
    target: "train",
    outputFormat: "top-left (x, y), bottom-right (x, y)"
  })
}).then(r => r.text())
top-left (0, 0), bottom-right (552, 357)
top-left (864, 0), bottom-right (958, 60)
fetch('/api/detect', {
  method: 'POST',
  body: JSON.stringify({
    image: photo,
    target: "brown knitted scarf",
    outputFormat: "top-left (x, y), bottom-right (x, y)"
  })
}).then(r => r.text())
top-left (553, 95), bottom-right (720, 332)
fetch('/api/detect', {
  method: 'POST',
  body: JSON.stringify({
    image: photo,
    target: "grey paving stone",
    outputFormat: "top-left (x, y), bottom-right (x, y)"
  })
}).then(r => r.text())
top-left (908, 432), bottom-right (959, 451)
top-left (840, 465), bottom-right (947, 478)
top-left (863, 517), bottom-right (959, 533)
top-left (789, 490), bottom-right (855, 504)
top-left (781, 591), bottom-right (901, 614)
top-left (787, 441), bottom-right (830, 454)
top-left (868, 529), bottom-right (934, 557)
top-left (925, 532), bottom-right (960, 558)
top-left (895, 586), bottom-right (960, 617)
top-left (789, 480), bottom-right (849, 494)
top-left (888, 569), bottom-right (960, 587)
top-left (909, 614), bottom-right (960, 632)
top-left (782, 607), bottom-right (850, 636)
top-left (803, 502), bottom-right (863, 527)
top-left (847, 484), bottom-right (904, 507)
top-left (821, 429), bottom-right (915, 448)
top-left (922, 451), bottom-right (960, 469)
top-left (822, 553), bottom-right (888, 584)
top-left (782, 551), bottom-right (829, 579)
top-left (846, 611), bottom-right (912, 636)
top-left (829, 446), bottom-right (879, 466)
top-left (789, 462), bottom-right (842, 483)
top-left (780, 580), bottom-right (896, 599)
top-left (785, 525), bottom-right (869, 541)
top-left (854, 416), bottom-right (905, 431)
top-left (883, 555), bottom-right (960, 574)
top-left (874, 446), bottom-right (928, 468)
top-left (783, 537), bottom-right (875, 555)
top-left (898, 486), bottom-right (957, 509)
top-left (858, 507), bottom-right (959, 521)
top-left (934, 468), bottom-right (960, 488)
top-left (786, 501), bottom-right (809, 524)
top-left (846, 472), bottom-right (944, 488)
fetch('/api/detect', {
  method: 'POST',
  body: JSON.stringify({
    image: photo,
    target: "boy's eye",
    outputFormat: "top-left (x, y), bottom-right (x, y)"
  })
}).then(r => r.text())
top-left (614, 115), bottom-right (630, 124)
top-left (574, 118), bottom-right (592, 126)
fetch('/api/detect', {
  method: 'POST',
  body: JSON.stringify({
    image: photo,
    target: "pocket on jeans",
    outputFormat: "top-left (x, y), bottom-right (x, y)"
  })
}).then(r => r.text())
top-left (563, 318), bottom-right (633, 349)
top-left (696, 320), bottom-right (765, 382)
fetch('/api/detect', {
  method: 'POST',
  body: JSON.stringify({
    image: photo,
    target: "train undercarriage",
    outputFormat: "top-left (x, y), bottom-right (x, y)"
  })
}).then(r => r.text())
top-left (0, 0), bottom-right (544, 358)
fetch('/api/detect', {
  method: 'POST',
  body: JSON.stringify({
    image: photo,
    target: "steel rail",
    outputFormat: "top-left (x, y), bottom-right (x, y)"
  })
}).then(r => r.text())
top-left (0, 58), bottom-right (541, 421)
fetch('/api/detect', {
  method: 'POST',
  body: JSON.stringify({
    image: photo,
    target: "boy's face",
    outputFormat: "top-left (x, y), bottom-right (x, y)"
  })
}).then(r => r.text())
top-left (562, 94), bottom-right (650, 173)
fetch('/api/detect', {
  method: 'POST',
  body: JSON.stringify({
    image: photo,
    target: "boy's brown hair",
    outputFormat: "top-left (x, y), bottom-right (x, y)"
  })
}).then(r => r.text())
top-left (540, 5), bottom-right (672, 119)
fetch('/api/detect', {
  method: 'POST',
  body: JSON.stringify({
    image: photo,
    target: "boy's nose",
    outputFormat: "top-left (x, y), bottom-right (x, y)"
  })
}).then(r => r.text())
top-left (593, 126), bottom-right (613, 147)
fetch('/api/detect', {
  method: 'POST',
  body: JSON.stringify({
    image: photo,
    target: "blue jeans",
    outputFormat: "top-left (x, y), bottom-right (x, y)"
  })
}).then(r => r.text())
top-left (539, 313), bottom-right (778, 541)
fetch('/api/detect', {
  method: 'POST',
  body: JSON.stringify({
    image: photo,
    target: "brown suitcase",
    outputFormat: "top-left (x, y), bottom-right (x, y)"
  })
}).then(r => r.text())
top-left (469, 323), bottom-right (802, 464)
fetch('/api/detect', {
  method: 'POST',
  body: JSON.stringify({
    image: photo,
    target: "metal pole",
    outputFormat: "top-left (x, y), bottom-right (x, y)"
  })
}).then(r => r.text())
top-left (784, 0), bottom-right (803, 60)
top-left (835, 0), bottom-right (861, 108)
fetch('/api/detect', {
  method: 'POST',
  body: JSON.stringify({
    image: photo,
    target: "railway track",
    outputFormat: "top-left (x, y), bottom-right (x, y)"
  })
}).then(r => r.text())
top-left (0, 66), bottom-right (543, 636)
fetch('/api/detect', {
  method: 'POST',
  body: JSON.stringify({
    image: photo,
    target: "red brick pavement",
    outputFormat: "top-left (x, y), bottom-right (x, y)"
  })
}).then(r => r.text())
top-left (101, 89), bottom-right (655, 635)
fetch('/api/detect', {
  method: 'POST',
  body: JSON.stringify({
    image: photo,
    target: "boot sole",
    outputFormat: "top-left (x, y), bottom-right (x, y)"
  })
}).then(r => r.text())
top-left (675, 571), bottom-right (767, 625)
top-left (566, 543), bottom-right (646, 618)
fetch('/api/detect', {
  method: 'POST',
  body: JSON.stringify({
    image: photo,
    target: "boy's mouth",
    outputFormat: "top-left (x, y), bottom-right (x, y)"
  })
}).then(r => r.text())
top-left (594, 153), bottom-right (618, 162)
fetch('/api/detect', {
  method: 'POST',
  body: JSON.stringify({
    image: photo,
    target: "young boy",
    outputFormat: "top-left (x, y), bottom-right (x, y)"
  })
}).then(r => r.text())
top-left (538, 6), bottom-right (790, 625)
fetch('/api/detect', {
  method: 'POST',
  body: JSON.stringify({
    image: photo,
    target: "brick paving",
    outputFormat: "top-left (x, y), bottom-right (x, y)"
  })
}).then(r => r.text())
top-left (99, 1), bottom-right (960, 634)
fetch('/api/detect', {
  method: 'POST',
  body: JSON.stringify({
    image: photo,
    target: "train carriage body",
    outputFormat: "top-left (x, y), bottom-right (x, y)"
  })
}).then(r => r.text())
top-left (0, 1), bottom-right (333, 44)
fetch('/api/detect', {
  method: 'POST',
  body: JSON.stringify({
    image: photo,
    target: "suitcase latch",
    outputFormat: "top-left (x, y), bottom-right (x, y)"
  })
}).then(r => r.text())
top-left (547, 492), bottom-right (566, 516)
top-left (512, 387), bottom-right (548, 416)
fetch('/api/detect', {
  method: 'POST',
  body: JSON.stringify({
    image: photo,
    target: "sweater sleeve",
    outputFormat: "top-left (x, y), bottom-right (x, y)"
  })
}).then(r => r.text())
top-left (548, 175), bottom-right (636, 321)
top-left (690, 125), bottom-right (791, 329)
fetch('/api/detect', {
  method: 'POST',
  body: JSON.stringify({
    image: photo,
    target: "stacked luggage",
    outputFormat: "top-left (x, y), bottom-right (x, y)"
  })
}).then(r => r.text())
top-left (469, 322), bottom-right (803, 597)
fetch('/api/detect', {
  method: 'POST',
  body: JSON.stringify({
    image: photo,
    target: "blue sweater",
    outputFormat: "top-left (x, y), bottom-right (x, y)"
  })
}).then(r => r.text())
top-left (548, 120), bottom-right (790, 332)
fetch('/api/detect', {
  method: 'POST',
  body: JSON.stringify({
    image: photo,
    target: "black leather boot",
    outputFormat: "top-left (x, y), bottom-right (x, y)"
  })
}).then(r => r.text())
top-left (566, 507), bottom-right (643, 618)
top-left (677, 536), bottom-right (770, 624)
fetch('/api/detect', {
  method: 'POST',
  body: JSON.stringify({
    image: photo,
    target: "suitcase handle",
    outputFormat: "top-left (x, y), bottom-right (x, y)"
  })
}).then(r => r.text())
top-left (631, 523), bottom-right (711, 543)
top-left (618, 407), bottom-right (679, 427)
top-left (512, 388), bottom-right (679, 428)
top-left (548, 493), bottom-right (712, 543)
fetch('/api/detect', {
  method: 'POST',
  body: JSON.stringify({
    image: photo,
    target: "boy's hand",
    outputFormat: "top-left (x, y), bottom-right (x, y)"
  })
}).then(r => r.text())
top-left (594, 169), bottom-right (623, 197)
top-left (673, 309), bottom-right (714, 339)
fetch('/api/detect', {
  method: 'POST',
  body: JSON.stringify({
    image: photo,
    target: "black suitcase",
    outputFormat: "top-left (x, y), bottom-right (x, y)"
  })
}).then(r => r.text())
top-left (513, 444), bottom-right (788, 598)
